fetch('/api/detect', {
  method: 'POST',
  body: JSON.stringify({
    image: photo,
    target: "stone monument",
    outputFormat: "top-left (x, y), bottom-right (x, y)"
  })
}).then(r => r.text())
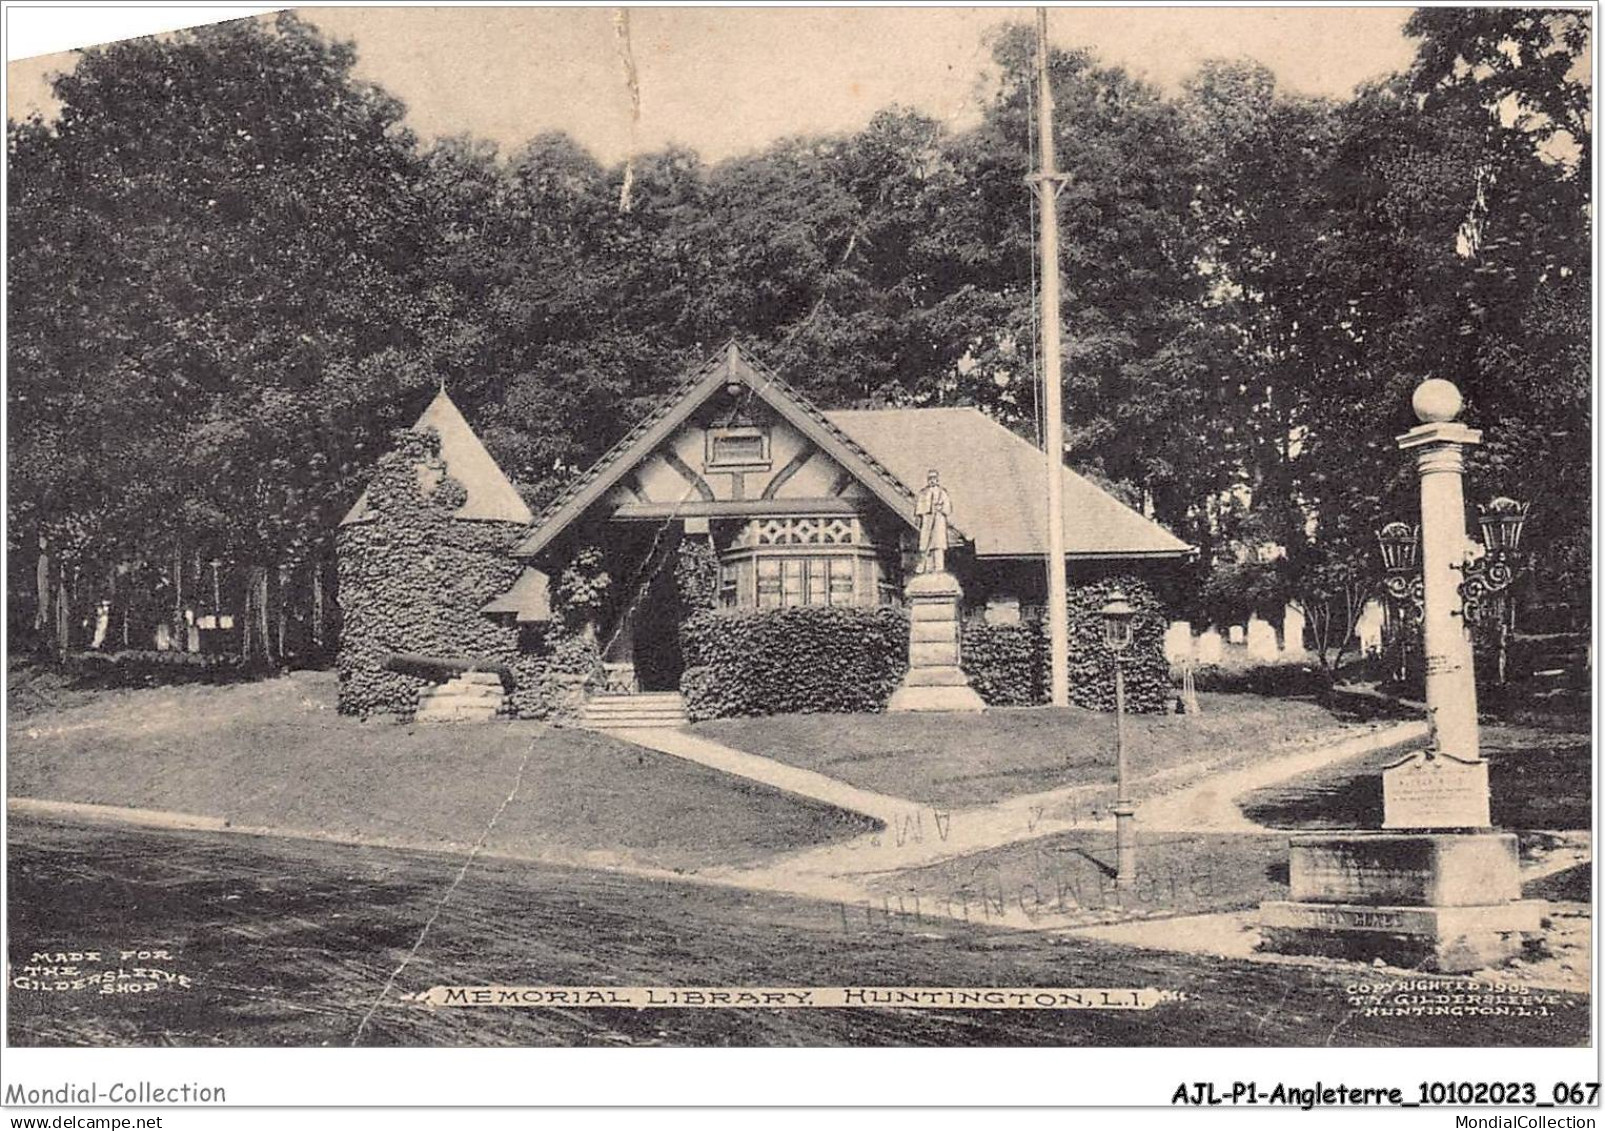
top-left (1259, 379), bottom-right (1542, 972)
top-left (888, 470), bottom-right (985, 713)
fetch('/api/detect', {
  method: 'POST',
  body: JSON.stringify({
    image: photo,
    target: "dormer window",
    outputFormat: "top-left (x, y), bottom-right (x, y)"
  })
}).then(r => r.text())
top-left (707, 426), bottom-right (770, 470)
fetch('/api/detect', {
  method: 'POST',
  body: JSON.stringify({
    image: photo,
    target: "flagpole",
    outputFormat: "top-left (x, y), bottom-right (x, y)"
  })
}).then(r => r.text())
top-left (1033, 7), bottom-right (1071, 706)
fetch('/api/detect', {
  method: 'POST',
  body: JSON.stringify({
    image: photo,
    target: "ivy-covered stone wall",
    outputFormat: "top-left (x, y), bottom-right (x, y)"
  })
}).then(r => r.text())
top-left (335, 427), bottom-right (525, 719)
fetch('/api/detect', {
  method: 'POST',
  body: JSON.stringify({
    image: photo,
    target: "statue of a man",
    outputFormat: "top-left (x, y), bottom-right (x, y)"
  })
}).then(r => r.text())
top-left (915, 468), bottom-right (952, 574)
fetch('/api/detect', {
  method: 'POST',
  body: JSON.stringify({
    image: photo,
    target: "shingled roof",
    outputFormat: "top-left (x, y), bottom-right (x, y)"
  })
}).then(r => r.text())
top-left (824, 407), bottom-right (1193, 560)
top-left (341, 388), bottom-right (533, 526)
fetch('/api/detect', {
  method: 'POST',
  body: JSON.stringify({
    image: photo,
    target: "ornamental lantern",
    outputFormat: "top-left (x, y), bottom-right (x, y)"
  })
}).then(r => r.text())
top-left (1100, 589), bottom-right (1137, 654)
top-left (1477, 498), bottom-right (1529, 554)
top-left (1376, 522), bottom-right (1420, 575)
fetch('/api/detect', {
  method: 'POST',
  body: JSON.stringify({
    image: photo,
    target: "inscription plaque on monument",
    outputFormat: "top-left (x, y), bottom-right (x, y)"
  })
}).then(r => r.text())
top-left (1381, 751), bottom-right (1491, 830)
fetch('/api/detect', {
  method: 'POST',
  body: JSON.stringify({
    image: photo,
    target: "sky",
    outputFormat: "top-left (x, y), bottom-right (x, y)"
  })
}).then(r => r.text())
top-left (7, 5), bottom-right (1422, 164)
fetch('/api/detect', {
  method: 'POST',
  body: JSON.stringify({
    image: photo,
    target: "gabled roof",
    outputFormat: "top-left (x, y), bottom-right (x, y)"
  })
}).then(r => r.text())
top-left (515, 342), bottom-right (922, 557)
top-left (342, 388), bottom-right (533, 526)
top-left (824, 407), bottom-right (1194, 560)
top-left (482, 566), bottom-right (552, 621)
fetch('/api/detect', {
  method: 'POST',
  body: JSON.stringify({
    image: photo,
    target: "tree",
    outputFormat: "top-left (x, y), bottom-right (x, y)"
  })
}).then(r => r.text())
top-left (9, 14), bottom-right (447, 659)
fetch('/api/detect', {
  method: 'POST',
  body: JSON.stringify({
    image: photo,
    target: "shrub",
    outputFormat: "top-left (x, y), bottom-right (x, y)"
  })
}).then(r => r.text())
top-left (680, 605), bottom-right (908, 720)
top-left (1191, 661), bottom-right (1330, 698)
top-left (959, 577), bottom-right (1171, 713)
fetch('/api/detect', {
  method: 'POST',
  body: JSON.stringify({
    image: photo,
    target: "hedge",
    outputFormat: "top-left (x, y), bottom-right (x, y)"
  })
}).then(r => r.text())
top-left (680, 605), bottom-right (908, 720)
top-left (1191, 661), bottom-right (1331, 698)
top-left (335, 427), bottom-right (524, 719)
top-left (957, 622), bottom-right (1044, 706)
top-left (960, 577), bottom-right (1172, 713)
top-left (678, 579), bottom-right (1171, 720)
top-left (64, 649), bottom-right (257, 688)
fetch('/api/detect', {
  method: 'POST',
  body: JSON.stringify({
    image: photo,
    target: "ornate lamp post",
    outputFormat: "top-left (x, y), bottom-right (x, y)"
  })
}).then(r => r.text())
top-left (1379, 496), bottom-right (1528, 687)
top-left (1459, 496), bottom-right (1529, 687)
top-left (1376, 522), bottom-right (1422, 683)
top-left (1101, 589), bottom-right (1138, 891)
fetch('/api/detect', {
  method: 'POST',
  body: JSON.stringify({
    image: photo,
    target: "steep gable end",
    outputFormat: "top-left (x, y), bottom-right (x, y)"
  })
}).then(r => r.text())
top-left (514, 342), bottom-right (923, 558)
top-left (341, 388), bottom-right (533, 526)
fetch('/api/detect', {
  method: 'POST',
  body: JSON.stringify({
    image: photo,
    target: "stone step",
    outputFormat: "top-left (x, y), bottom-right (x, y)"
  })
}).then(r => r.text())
top-left (587, 709), bottom-right (693, 718)
top-left (584, 716), bottom-right (688, 725)
top-left (420, 684), bottom-right (503, 698)
top-left (577, 692), bottom-right (689, 731)
top-left (584, 693), bottom-right (685, 703)
top-left (588, 720), bottom-right (687, 731)
top-left (582, 696), bottom-right (686, 709)
top-left (576, 691), bottom-right (688, 731)
top-left (587, 696), bottom-right (693, 705)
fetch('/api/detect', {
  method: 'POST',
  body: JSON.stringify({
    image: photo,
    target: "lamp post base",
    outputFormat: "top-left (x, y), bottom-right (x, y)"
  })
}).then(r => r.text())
top-left (1112, 801), bottom-right (1137, 891)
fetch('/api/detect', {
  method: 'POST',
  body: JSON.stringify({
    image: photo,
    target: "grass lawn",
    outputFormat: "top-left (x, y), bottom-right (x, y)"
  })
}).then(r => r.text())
top-left (864, 829), bottom-right (1292, 924)
top-left (9, 816), bottom-right (1586, 1048)
top-left (1239, 716), bottom-right (1591, 834)
top-left (7, 669), bottom-right (874, 872)
top-left (692, 693), bottom-right (1354, 808)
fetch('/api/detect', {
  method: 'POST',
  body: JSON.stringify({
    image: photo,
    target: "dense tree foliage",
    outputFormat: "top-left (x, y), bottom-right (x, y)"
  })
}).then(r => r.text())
top-left (7, 10), bottom-right (1591, 658)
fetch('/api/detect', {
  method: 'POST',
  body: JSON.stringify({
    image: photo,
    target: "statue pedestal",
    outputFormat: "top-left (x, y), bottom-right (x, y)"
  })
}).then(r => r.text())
top-left (888, 571), bottom-right (985, 713)
top-left (1259, 832), bottom-right (1542, 972)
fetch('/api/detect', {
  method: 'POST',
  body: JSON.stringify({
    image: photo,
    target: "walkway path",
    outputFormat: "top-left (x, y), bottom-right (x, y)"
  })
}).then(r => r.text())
top-left (616, 720), bottom-right (1433, 920)
top-left (1138, 721), bottom-right (1427, 833)
top-left (612, 728), bottom-right (918, 826)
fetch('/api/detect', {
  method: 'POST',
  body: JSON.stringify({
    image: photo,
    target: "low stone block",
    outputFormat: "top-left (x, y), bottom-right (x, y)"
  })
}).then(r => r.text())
top-left (1259, 899), bottom-right (1543, 973)
top-left (1288, 832), bottom-right (1521, 907)
top-left (887, 682), bottom-right (985, 713)
top-left (985, 596), bottom-right (1020, 625)
top-left (910, 601), bottom-right (957, 622)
